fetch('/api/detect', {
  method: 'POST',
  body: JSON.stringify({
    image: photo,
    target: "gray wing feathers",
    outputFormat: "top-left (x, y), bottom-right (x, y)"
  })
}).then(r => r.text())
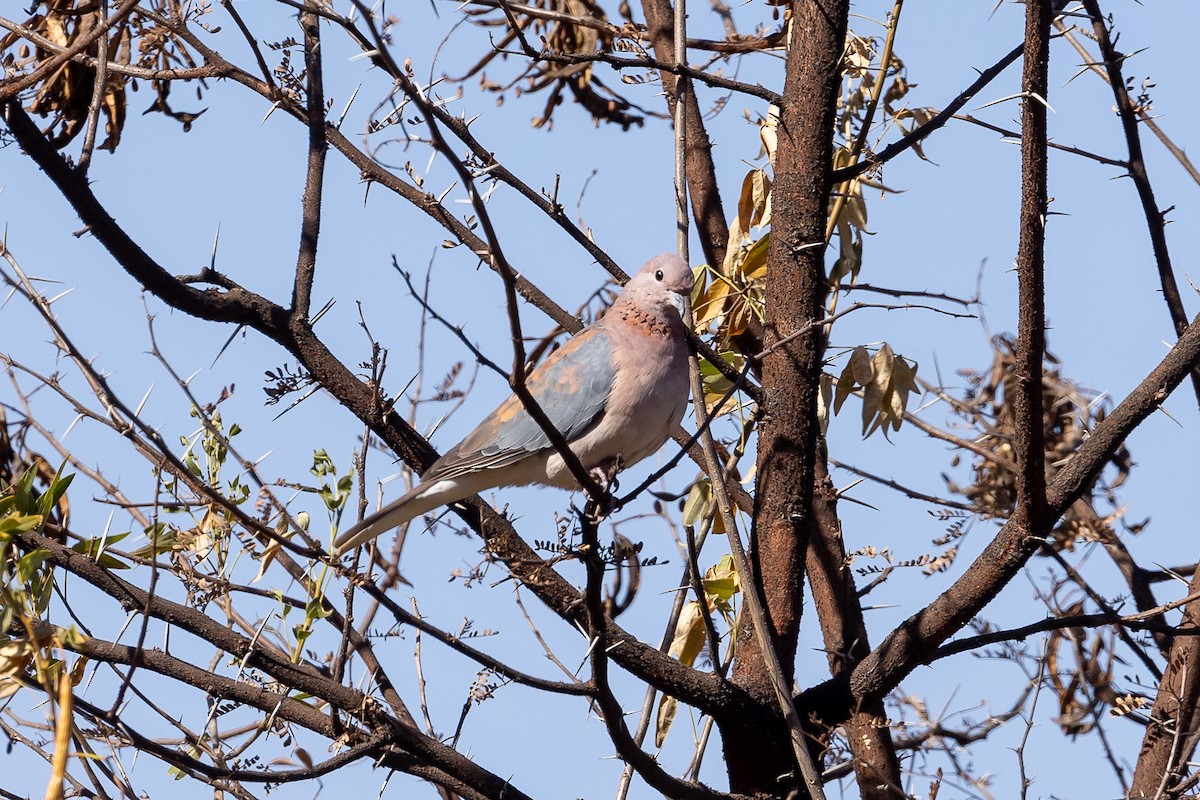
top-left (424, 331), bottom-right (616, 483)
top-left (334, 331), bottom-right (617, 555)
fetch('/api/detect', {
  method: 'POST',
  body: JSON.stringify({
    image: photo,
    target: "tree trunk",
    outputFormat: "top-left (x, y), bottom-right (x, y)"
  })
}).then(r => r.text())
top-left (724, 1), bottom-right (848, 795)
top-left (1129, 559), bottom-right (1200, 797)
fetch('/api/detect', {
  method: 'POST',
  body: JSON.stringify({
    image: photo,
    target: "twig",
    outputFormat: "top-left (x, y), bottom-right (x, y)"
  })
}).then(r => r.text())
top-left (828, 458), bottom-right (978, 512)
top-left (1055, 21), bottom-right (1200, 187)
top-left (832, 42), bottom-right (1024, 183)
top-left (220, 0), bottom-right (278, 92)
top-left (825, 0), bottom-right (904, 246)
top-left (76, 0), bottom-right (110, 173)
top-left (932, 589), bottom-right (1200, 661)
top-left (954, 113), bottom-right (1126, 167)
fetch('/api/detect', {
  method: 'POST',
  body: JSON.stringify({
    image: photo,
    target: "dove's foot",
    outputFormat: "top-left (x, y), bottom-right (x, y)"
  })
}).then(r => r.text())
top-left (582, 458), bottom-right (623, 521)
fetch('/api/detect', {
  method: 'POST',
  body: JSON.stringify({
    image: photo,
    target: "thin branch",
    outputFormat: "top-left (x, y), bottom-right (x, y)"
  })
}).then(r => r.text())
top-left (219, 0), bottom-right (278, 92)
top-left (291, 2), bottom-right (327, 320)
top-left (828, 458), bottom-right (978, 512)
top-left (359, 579), bottom-right (596, 697)
top-left (491, 41), bottom-right (781, 104)
top-left (1055, 21), bottom-right (1200, 187)
top-left (954, 113), bottom-right (1126, 167)
top-left (932, 590), bottom-right (1200, 661)
top-left (1075, 0), bottom-right (1200, 409)
top-left (461, 0), bottom-right (783, 54)
top-left (75, 0), bottom-right (111, 173)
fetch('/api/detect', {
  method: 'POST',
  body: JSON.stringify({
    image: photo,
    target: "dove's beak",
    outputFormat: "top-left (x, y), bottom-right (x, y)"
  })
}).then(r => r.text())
top-left (670, 289), bottom-right (690, 322)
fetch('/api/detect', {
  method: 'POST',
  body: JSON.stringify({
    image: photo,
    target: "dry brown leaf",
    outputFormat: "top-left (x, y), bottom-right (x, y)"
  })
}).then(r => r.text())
top-left (655, 601), bottom-right (708, 747)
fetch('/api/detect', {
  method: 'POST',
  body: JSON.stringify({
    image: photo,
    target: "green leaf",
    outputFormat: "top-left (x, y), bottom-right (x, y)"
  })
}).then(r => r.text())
top-left (13, 466), bottom-right (38, 515)
top-left (130, 523), bottom-right (176, 558)
top-left (310, 449), bottom-right (336, 478)
top-left (0, 514), bottom-right (44, 536)
top-left (680, 480), bottom-right (724, 533)
top-left (37, 466), bottom-right (74, 517)
top-left (16, 550), bottom-right (51, 584)
top-left (72, 531), bottom-right (132, 569)
top-left (94, 553), bottom-right (131, 570)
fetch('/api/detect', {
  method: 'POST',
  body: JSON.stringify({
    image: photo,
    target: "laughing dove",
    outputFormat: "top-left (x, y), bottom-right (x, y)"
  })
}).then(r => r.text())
top-left (334, 253), bottom-right (695, 555)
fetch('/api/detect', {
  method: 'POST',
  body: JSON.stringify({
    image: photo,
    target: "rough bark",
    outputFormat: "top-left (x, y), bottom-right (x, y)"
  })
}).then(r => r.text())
top-left (1012, 0), bottom-right (1050, 547)
top-left (1129, 559), bottom-right (1200, 797)
top-left (722, 1), bottom-right (848, 795)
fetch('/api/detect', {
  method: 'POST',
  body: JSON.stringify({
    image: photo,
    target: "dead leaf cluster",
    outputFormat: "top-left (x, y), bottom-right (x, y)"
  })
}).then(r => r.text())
top-left (3, 0), bottom-right (210, 155)
top-left (459, 0), bottom-right (644, 130)
top-left (944, 333), bottom-right (1134, 550)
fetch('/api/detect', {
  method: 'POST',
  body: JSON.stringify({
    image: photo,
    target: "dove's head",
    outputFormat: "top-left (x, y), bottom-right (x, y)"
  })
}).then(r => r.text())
top-left (618, 253), bottom-right (695, 327)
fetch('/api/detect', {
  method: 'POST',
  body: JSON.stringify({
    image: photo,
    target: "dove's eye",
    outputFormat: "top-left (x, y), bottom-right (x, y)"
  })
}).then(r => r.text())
top-left (655, 270), bottom-right (664, 281)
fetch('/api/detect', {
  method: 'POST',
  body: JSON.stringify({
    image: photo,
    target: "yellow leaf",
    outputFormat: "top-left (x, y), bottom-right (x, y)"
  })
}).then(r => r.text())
top-left (668, 602), bottom-right (707, 666)
top-left (882, 355), bottom-right (919, 433)
top-left (254, 540), bottom-right (280, 583)
top-left (760, 104), bottom-right (780, 164)
top-left (758, 187), bottom-right (773, 231)
top-left (0, 640), bottom-right (32, 682)
top-left (702, 555), bottom-right (740, 609)
top-left (681, 481), bottom-right (713, 529)
top-left (817, 372), bottom-right (833, 434)
top-left (739, 235), bottom-right (770, 282)
top-left (68, 656), bottom-right (88, 687)
top-left (884, 74), bottom-right (912, 107)
top-left (834, 346), bottom-right (872, 414)
top-left (851, 345), bottom-right (875, 384)
top-left (738, 169), bottom-right (772, 233)
top-left (45, 669), bottom-right (72, 800)
top-left (655, 695), bottom-right (678, 748)
top-left (690, 265), bottom-right (708, 309)
top-left (655, 601), bottom-right (709, 747)
top-left (863, 344), bottom-right (895, 436)
top-left (872, 343), bottom-right (895, 387)
top-left (829, 222), bottom-right (862, 285)
top-left (844, 180), bottom-right (868, 230)
top-left (735, 171), bottom-right (757, 240)
top-left (831, 146), bottom-right (854, 170)
top-left (693, 275), bottom-right (732, 330)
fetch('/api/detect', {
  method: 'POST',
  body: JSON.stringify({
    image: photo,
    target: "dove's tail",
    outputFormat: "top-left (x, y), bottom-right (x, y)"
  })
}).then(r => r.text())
top-left (333, 478), bottom-right (467, 555)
